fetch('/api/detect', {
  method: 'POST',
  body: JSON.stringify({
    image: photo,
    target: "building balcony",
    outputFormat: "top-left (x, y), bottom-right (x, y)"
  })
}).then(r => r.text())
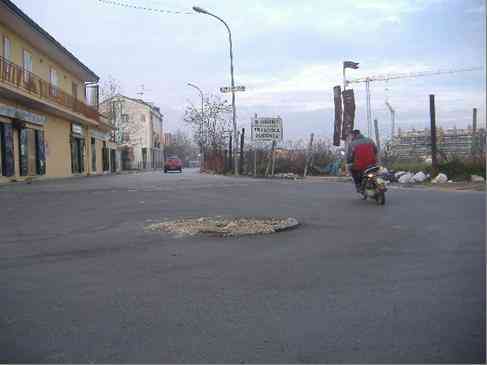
top-left (0, 55), bottom-right (100, 124)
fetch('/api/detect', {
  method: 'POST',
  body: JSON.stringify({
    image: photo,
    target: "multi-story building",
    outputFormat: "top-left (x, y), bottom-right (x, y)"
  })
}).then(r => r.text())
top-left (163, 132), bottom-right (173, 146)
top-left (388, 127), bottom-right (486, 160)
top-left (100, 94), bottom-right (164, 170)
top-left (0, 0), bottom-right (116, 183)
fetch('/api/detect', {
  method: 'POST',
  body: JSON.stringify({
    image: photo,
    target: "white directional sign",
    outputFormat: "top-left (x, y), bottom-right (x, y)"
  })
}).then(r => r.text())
top-left (251, 117), bottom-right (283, 142)
top-left (220, 85), bottom-right (246, 93)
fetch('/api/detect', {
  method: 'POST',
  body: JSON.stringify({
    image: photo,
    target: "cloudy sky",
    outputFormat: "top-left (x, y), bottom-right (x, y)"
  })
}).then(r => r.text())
top-left (14, 0), bottom-right (486, 141)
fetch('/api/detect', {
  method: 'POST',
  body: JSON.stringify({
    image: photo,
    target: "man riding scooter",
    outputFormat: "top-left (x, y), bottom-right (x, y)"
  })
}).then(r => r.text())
top-left (346, 129), bottom-right (378, 193)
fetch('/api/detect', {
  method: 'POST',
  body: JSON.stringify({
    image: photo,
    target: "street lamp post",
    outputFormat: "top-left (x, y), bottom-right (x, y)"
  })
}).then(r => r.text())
top-left (193, 5), bottom-right (238, 175)
top-left (187, 82), bottom-right (205, 171)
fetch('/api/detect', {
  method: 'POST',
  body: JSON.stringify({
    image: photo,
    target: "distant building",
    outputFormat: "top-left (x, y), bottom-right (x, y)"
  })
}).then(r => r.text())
top-left (388, 127), bottom-right (486, 160)
top-left (100, 94), bottom-right (164, 170)
top-left (163, 133), bottom-right (173, 145)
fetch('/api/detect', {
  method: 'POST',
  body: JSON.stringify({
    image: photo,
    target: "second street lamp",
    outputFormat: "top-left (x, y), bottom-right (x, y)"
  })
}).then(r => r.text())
top-left (193, 5), bottom-right (238, 175)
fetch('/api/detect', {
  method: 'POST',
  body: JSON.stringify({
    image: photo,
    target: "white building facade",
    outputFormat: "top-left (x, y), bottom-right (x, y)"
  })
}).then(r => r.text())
top-left (100, 95), bottom-right (164, 170)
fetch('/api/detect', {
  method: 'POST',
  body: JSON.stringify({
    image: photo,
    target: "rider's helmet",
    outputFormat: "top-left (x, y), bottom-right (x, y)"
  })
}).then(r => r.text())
top-left (351, 129), bottom-right (361, 139)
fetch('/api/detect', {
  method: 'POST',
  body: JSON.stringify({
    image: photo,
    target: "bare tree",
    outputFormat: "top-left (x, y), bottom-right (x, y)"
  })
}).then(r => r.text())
top-left (99, 76), bottom-right (157, 148)
top-left (183, 94), bottom-right (232, 150)
top-left (99, 75), bottom-right (122, 103)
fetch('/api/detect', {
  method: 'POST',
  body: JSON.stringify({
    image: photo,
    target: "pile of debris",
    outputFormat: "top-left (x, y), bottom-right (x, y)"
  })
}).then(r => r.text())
top-left (273, 173), bottom-right (302, 180)
top-left (146, 216), bottom-right (299, 237)
top-left (390, 171), bottom-right (485, 185)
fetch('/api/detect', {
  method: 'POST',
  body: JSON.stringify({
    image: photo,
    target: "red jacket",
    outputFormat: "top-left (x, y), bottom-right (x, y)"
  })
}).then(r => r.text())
top-left (347, 135), bottom-right (378, 171)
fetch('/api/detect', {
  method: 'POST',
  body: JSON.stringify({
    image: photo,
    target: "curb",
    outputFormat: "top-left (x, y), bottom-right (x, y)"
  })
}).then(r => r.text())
top-left (273, 217), bottom-right (300, 232)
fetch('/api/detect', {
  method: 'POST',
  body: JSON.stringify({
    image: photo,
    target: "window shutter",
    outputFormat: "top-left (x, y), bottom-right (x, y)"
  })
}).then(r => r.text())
top-left (1, 123), bottom-right (14, 176)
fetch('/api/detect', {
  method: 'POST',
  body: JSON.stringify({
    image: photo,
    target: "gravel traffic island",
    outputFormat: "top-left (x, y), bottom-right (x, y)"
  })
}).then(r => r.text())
top-left (146, 216), bottom-right (300, 237)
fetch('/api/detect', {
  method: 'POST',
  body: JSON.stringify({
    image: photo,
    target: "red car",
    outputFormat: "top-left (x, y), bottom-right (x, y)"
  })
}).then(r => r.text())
top-left (164, 156), bottom-right (182, 173)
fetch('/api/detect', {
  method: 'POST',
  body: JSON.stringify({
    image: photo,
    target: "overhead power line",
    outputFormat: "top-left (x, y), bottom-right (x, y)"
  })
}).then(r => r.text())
top-left (97, 0), bottom-right (193, 15)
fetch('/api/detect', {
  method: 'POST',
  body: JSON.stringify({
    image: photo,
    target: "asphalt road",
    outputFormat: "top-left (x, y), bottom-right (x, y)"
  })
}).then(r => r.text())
top-left (0, 169), bottom-right (485, 363)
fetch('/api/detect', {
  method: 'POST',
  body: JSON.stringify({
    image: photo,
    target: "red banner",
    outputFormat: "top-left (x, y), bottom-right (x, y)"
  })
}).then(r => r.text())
top-left (341, 89), bottom-right (355, 140)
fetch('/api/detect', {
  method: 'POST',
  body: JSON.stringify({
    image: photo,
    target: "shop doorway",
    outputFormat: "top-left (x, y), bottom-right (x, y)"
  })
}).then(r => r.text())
top-left (71, 137), bottom-right (84, 174)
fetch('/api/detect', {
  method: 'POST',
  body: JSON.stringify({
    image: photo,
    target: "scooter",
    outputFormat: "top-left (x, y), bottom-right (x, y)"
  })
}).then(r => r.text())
top-left (359, 165), bottom-right (387, 205)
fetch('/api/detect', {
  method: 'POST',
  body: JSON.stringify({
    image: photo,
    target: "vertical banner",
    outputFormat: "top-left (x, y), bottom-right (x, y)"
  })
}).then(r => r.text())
top-left (333, 85), bottom-right (342, 146)
top-left (341, 89), bottom-right (356, 140)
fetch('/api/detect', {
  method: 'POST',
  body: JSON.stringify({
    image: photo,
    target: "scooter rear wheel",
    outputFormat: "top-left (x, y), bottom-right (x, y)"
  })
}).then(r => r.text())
top-left (376, 192), bottom-right (386, 205)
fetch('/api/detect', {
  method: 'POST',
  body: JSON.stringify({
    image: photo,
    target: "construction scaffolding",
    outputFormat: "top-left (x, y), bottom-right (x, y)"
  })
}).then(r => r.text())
top-left (388, 127), bottom-right (486, 160)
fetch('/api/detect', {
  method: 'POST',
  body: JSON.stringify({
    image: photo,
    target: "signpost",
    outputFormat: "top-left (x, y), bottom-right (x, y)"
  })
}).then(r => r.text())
top-left (252, 116), bottom-right (283, 177)
top-left (251, 117), bottom-right (283, 142)
top-left (220, 85), bottom-right (246, 93)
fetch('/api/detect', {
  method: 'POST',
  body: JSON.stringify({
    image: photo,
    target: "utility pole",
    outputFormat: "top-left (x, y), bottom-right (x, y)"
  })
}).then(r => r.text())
top-left (472, 107), bottom-right (478, 156)
top-left (193, 6), bottom-right (239, 176)
top-left (304, 133), bottom-right (314, 177)
top-left (252, 113), bottom-right (257, 176)
top-left (385, 101), bottom-right (395, 140)
top-left (228, 133), bottom-right (233, 173)
top-left (429, 94), bottom-right (438, 176)
top-left (187, 82), bottom-right (205, 172)
top-left (473, 107), bottom-right (478, 132)
top-left (253, 148), bottom-right (257, 176)
top-left (239, 128), bottom-right (245, 175)
top-left (365, 79), bottom-right (372, 137)
top-left (271, 141), bottom-right (277, 177)
top-left (265, 140), bottom-right (276, 177)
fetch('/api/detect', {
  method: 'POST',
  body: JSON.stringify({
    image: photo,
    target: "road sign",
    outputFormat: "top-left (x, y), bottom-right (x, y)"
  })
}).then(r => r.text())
top-left (251, 117), bottom-right (283, 142)
top-left (220, 85), bottom-right (246, 93)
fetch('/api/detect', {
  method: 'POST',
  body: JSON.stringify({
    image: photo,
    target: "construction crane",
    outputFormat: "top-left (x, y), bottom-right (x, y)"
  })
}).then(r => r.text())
top-left (385, 101), bottom-right (395, 139)
top-left (346, 66), bottom-right (483, 138)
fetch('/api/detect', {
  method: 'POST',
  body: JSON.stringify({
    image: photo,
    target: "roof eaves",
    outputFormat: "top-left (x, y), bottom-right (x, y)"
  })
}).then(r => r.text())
top-left (4, 0), bottom-right (99, 82)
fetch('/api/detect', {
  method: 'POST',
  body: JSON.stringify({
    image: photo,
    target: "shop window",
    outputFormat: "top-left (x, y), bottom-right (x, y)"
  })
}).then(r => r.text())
top-left (35, 130), bottom-right (46, 175)
top-left (142, 147), bottom-right (147, 169)
top-left (19, 128), bottom-right (28, 176)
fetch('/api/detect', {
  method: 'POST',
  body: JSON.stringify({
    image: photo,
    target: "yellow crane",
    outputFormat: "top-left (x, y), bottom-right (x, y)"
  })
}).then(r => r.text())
top-left (384, 101), bottom-right (395, 139)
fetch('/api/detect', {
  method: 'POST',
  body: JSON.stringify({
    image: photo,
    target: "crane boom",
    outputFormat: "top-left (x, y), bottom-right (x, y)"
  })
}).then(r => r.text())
top-left (345, 66), bottom-right (483, 139)
top-left (347, 66), bottom-right (482, 85)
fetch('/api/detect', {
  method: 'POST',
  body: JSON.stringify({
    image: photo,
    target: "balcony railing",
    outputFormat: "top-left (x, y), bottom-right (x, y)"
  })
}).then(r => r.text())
top-left (0, 55), bottom-right (99, 122)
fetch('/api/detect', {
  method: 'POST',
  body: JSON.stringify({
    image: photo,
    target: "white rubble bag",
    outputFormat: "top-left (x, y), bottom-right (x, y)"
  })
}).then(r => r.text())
top-left (398, 172), bottom-right (413, 184)
top-left (432, 173), bottom-right (448, 184)
top-left (412, 171), bottom-right (426, 183)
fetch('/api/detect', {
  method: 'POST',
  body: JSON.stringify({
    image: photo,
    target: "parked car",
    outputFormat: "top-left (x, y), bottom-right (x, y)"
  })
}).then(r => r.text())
top-left (164, 156), bottom-right (183, 173)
